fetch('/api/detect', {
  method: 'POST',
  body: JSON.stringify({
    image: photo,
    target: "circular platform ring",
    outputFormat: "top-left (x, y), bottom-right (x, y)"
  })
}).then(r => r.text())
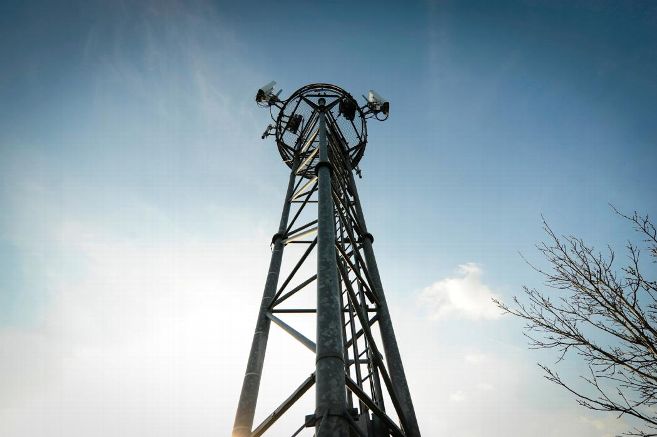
top-left (274, 83), bottom-right (368, 174)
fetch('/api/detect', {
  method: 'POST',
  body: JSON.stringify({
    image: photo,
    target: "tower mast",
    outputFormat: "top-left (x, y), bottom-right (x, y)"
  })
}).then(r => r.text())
top-left (233, 83), bottom-right (420, 437)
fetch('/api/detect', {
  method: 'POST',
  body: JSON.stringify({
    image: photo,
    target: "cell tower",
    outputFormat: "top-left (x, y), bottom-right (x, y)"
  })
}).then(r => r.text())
top-left (233, 83), bottom-right (421, 437)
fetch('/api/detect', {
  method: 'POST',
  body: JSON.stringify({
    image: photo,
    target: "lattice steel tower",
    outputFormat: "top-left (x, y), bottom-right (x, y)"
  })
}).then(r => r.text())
top-left (233, 83), bottom-right (421, 437)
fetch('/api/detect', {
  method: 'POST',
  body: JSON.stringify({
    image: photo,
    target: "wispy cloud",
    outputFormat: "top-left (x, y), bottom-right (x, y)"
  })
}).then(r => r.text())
top-left (419, 263), bottom-right (501, 320)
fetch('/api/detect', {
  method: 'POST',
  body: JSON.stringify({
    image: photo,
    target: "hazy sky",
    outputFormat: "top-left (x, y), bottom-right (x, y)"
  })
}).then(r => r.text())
top-left (1, 0), bottom-right (656, 436)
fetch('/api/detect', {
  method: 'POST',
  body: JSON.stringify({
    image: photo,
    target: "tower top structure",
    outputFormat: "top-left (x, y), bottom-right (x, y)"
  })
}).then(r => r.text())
top-left (256, 82), bottom-right (389, 174)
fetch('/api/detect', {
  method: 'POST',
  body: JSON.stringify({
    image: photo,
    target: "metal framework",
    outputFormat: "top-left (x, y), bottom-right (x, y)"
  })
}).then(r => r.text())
top-left (233, 83), bottom-right (421, 437)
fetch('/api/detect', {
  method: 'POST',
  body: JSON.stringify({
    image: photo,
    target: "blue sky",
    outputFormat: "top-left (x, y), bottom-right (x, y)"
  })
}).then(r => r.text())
top-left (1, 1), bottom-right (656, 436)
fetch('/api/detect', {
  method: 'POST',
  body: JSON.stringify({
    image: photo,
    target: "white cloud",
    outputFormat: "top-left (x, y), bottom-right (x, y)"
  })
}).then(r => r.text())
top-left (419, 263), bottom-right (501, 320)
top-left (449, 390), bottom-right (467, 403)
top-left (578, 415), bottom-right (629, 437)
top-left (464, 352), bottom-right (487, 364)
top-left (477, 382), bottom-right (494, 391)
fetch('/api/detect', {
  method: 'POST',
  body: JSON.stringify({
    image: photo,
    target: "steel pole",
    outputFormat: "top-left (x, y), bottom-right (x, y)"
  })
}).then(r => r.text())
top-left (348, 171), bottom-right (422, 437)
top-left (232, 167), bottom-right (297, 437)
top-left (314, 100), bottom-right (349, 436)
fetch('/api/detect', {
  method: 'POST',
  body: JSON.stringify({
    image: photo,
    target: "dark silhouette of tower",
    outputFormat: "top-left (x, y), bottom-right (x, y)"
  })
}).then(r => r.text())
top-left (233, 83), bottom-right (421, 437)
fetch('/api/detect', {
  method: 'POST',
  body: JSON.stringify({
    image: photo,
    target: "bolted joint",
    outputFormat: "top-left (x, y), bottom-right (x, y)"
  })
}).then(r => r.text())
top-left (362, 232), bottom-right (374, 244)
top-left (315, 352), bottom-right (345, 364)
top-left (306, 408), bottom-right (353, 428)
top-left (304, 414), bottom-right (317, 427)
top-left (315, 161), bottom-right (332, 173)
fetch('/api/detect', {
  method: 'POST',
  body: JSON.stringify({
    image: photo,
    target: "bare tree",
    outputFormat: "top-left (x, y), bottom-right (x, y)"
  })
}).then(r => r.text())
top-left (495, 208), bottom-right (657, 436)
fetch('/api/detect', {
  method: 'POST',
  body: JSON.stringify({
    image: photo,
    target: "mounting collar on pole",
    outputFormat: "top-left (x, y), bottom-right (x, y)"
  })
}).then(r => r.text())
top-left (270, 232), bottom-right (286, 249)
